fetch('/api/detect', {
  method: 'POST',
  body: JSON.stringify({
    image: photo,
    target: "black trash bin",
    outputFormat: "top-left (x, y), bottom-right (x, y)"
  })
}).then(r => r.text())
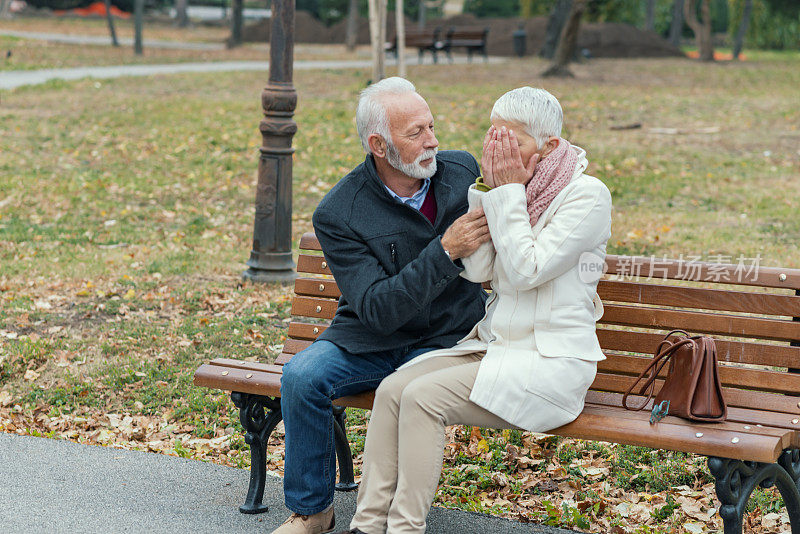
top-left (512, 24), bottom-right (527, 57)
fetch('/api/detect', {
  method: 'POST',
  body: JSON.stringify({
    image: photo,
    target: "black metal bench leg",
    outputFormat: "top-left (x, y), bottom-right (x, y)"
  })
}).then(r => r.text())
top-left (333, 406), bottom-right (359, 491)
top-left (231, 392), bottom-right (283, 514)
top-left (708, 450), bottom-right (800, 533)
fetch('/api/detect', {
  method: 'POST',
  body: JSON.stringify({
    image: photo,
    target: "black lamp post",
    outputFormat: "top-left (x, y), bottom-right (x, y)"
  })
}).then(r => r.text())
top-left (243, 0), bottom-right (298, 284)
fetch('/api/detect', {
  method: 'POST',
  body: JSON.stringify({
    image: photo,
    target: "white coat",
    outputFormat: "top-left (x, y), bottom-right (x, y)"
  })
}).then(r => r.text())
top-left (398, 147), bottom-right (613, 432)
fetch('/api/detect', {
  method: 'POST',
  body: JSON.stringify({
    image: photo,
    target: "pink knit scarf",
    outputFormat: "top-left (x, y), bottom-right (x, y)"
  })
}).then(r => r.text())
top-left (526, 138), bottom-right (577, 226)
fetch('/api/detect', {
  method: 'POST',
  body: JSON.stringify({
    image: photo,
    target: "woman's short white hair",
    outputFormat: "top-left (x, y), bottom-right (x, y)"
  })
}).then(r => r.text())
top-left (490, 87), bottom-right (563, 148)
top-left (356, 77), bottom-right (417, 153)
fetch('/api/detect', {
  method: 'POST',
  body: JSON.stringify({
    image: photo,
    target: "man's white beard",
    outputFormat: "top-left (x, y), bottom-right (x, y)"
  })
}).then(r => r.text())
top-left (386, 144), bottom-right (438, 180)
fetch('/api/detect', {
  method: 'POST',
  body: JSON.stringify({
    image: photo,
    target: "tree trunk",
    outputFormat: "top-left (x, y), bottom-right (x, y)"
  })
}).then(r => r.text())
top-left (669, 0), bottom-right (684, 47)
top-left (732, 0), bottom-right (752, 60)
top-left (539, 0), bottom-right (572, 59)
top-left (645, 0), bottom-right (656, 31)
top-left (134, 0), bottom-right (144, 55)
top-left (229, 0), bottom-right (243, 48)
top-left (417, 0), bottom-right (425, 29)
top-left (520, 0), bottom-right (534, 18)
top-left (345, 0), bottom-right (358, 51)
top-left (396, 0), bottom-right (406, 77)
top-left (684, 0), bottom-right (714, 61)
top-left (368, 0), bottom-right (386, 81)
top-left (0, 0), bottom-right (12, 19)
top-left (542, 0), bottom-right (585, 77)
top-left (175, 0), bottom-right (189, 28)
top-left (104, 0), bottom-right (119, 46)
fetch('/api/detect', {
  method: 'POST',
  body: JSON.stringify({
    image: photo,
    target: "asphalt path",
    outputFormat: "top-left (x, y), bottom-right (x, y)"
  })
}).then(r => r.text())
top-left (0, 55), bottom-right (505, 90)
top-left (0, 29), bottom-right (226, 50)
top-left (0, 432), bottom-right (574, 533)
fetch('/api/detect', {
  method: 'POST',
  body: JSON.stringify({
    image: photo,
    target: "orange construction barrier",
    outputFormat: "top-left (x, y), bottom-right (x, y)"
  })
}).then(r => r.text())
top-left (54, 2), bottom-right (131, 19)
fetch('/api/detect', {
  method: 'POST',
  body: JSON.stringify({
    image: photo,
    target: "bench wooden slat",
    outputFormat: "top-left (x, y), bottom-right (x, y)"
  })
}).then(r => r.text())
top-left (299, 232), bottom-right (800, 290)
top-left (600, 304), bottom-right (800, 343)
top-left (195, 361), bottom-right (374, 408)
top-left (601, 352), bottom-right (800, 395)
top-left (598, 279), bottom-right (800, 317)
top-left (592, 373), bottom-right (800, 415)
top-left (299, 233), bottom-right (322, 250)
top-left (580, 402), bottom-right (793, 440)
top-left (604, 255), bottom-right (800, 290)
top-left (288, 321), bottom-right (329, 340)
top-left (296, 254), bottom-right (331, 276)
top-left (289, 294), bottom-right (800, 345)
top-left (207, 358), bottom-right (284, 374)
top-left (586, 390), bottom-right (800, 436)
top-left (597, 328), bottom-right (800, 368)
top-left (552, 405), bottom-right (789, 463)
top-left (284, 321), bottom-right (800, 370)
top-left (293, 276), bottom-right (491, 297)
top-left (194, 364), bottom-right (282, 397)
top-left (291, 296), bottom-right (338, 319)
top-left (283, 338), bottom-right (312, 356)
top-left (295, 277), bottom-right (341, 298)
top-left (275, 341), bottom-right (800, 398)
top-left (286, 317), bottom-right (800, 369)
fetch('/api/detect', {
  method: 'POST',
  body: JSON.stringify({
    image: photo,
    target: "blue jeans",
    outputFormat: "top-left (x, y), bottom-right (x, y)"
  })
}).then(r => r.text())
top-left (280, 340), bottom-right (433, 515)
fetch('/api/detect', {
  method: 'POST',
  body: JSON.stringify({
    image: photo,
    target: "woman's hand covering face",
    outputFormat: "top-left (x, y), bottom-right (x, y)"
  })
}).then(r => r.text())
top-left (482, 125), bottom-right (540, 188)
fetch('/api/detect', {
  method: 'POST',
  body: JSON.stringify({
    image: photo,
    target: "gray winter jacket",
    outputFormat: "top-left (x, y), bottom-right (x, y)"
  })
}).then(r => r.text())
top-left (312, 150), bottom-right (488, 354)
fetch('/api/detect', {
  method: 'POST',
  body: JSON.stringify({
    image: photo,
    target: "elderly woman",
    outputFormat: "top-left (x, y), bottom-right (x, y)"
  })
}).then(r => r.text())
top-left (338, 87), bottom-right (612, 534)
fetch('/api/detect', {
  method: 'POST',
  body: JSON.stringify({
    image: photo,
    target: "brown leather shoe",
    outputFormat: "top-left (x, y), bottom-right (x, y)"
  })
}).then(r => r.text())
top-left (270, 507), bottom-right (335, 534)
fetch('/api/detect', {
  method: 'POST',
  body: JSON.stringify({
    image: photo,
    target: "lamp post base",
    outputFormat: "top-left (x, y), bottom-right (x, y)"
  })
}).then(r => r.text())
top-left (242, 267), bottom-right (297, 285)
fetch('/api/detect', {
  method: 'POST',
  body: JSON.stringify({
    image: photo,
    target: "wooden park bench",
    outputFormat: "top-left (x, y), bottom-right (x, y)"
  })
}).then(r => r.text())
top-left (442, 26), bottom-right (489, 63)
top-left (385, 28), bottom-right (446, 64)
top-left (194, 232), bottom-right (800, 533)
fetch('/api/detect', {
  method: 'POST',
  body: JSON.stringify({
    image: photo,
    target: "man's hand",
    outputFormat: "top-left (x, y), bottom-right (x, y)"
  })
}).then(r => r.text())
top-left (491, 126), bottom-right (539, 187)
top-left (441, 209), bottom-right (490, 261)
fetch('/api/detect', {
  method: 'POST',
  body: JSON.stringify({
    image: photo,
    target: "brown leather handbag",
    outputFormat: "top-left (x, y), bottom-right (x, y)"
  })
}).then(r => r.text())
top-left (622, 330), bottom-right (727, 424)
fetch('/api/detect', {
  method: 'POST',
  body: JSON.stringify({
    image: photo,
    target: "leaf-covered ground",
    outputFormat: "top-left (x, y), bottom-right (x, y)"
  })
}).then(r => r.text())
top-left (2, 41), bottom-right (800, 533)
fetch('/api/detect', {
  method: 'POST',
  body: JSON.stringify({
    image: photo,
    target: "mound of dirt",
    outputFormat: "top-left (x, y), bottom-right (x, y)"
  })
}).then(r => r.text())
top-left (243, 11), bottom-right (683, 59)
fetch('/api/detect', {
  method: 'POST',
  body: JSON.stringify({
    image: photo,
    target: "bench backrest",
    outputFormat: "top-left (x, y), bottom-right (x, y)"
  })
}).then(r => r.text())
top-left (280, 233), bottom-right (800, 417)
top-left (445, 27), bottom-right (489, 42)
top-left (398, 28), bottom-right (440, 48)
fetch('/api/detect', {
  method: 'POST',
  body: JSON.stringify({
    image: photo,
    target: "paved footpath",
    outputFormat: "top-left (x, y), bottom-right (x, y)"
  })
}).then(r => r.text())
top-left (1, 29), bottom-right (226, 50)
top-left (0, 432), bottom-right (572, 533)
top-left (1, 56), bottom-right (504, 90)
top-left (0, 31), bottom-right (505, 90)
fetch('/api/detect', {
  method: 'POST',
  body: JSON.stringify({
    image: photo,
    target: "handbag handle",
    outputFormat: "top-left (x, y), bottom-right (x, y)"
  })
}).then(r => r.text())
top-left (622, 333), bottom-right (697, 412)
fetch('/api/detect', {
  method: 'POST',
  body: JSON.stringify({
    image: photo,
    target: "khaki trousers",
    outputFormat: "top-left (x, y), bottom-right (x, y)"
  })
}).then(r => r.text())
top-left (350, 353), bottom-right (519, 534)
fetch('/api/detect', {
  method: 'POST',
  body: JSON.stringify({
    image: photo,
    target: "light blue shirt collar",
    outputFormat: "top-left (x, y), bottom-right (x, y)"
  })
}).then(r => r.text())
top-left (383, 178), bottom-right (431, 211)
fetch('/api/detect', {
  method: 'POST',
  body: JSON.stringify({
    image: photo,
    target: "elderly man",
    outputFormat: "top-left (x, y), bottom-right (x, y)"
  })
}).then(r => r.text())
top-left (273, 77), bottom-right (489, 534)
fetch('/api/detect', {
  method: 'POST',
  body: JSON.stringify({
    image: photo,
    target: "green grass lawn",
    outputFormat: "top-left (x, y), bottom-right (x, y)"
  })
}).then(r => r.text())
top-left (1, 53), bottom-right (799, 533)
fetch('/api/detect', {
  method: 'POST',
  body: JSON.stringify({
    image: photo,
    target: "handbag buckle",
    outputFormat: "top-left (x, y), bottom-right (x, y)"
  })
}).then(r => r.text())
top-left (650, 400), bottom-right (670, 424)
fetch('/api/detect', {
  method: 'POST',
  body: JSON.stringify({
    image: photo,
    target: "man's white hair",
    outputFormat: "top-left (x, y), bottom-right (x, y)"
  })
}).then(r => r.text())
top-left (490, 87), bottom-right (563, 148)
top-left (356, 77), bottom-right (417, 154)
